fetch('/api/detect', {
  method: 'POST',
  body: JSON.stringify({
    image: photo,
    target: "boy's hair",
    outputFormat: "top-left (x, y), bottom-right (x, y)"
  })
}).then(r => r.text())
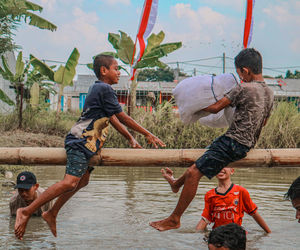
top-left (285, 176), bottom-right (300, 201)
top-left (208, 223), bottom-right (246, 250)
top-left (234, 48), bottom-right (262, 74)
top-left (93, 54), bottom-right (115, 79)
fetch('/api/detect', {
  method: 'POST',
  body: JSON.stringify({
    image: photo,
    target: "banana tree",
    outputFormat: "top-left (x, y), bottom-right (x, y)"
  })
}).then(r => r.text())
top-left (0, 51), bottom-right (29, 127)
top-left (89, 30), bottom-right (182, 115)
top-left (0, 51), bottom-right (57, 127)
top-left (26, 67), bottom-right (57, 108)
top-left (30, 48), bottom-right (80, 114)
top-left (0, 0), bottom-right (57, 54)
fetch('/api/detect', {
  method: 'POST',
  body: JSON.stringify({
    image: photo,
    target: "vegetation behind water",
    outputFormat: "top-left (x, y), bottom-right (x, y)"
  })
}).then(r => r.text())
top-left (0, 102), bottom-right (299, 148)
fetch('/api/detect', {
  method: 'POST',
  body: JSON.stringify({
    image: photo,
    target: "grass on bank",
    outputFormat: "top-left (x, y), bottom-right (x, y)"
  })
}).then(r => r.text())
top-left (0, 102), bottom-right (299, 148)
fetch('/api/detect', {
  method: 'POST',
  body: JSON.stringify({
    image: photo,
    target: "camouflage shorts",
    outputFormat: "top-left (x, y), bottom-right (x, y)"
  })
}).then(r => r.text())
top-left (65, 146), bottom-right (94, 177)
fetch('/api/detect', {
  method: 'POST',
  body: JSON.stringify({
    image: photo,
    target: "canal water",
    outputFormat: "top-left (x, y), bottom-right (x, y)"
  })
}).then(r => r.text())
top-left (0, 165), bottom-right (299, 250)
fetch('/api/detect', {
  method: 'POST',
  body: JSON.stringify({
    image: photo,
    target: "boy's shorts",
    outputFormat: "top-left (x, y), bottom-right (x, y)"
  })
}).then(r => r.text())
top-left (65, 146), bottom-right (94, 177)
top-left (195, 135), bottom-right (250, 179)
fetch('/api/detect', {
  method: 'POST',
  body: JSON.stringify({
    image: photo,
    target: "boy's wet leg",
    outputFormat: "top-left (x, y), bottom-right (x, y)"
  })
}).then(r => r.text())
top-left (150, 164), bottom-right (203, 231)
top-left (161, 167), bottom-right (186, 193)
top-left (42, 170), bottom-right (91, 237)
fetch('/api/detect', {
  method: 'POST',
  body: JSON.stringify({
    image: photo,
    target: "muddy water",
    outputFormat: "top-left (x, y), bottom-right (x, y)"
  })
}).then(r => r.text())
top-left (0, 165), bottom-right (299, 249)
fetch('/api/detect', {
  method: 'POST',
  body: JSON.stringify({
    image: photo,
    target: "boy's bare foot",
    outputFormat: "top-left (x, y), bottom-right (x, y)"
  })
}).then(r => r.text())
top-left (149, 216), bottom-right (180, 231)
top-left (42, 211), bottom-right (57, 237)
top-left (14, 208), bottom-right (30, 240)
top-left (161, 168), bottom-right (179, 193)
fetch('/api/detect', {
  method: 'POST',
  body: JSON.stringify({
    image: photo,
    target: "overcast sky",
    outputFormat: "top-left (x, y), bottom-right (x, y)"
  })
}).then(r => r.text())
top-left (15, 0), bottom-right (300, 77)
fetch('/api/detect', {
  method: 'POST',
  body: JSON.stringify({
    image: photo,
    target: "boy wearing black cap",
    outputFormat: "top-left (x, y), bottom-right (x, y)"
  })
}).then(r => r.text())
top-left (10, 171), bottom-right (53, 216)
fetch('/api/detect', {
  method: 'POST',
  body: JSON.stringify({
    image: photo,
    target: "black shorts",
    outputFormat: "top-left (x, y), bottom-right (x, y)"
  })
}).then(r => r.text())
top-left (195, 135), bottom-right (250, 179)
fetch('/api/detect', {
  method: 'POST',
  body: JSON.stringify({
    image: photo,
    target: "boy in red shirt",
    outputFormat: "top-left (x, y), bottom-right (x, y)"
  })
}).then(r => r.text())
top-left (196, 167), bottom-right (271, 233)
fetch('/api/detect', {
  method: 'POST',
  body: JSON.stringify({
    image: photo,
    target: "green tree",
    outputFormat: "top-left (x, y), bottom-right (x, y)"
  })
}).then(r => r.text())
top-left (30, 48), bottom-right (80, 114)
top-left (0, 51), bottom-right (56, 127)
top-left (0, 0), bottom-right (57, 54)
top-left (284, 70), bottom-right (300, 79)
top-left (286, 70), bottom-right (293, 79)
top-left (295, 70), bottom-right (300, 79)
top-left (90, 30), bottom-right (182, 115)
top-left (137, 67), bottom-right (175, 82)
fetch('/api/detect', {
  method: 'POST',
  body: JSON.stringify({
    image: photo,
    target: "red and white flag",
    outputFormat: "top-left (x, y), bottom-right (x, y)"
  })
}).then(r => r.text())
top-left (243, 0), bottom-right (255, 48)
top-left (130, 0), bottom-right (159, 80)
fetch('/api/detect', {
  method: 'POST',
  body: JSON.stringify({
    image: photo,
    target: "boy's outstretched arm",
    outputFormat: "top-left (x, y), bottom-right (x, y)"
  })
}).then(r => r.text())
top-left (252, 212), bottom-right (271, 233)
top-left (110, 115), bottom-right (142, 148)
top-left (196, 218), bottom-right (208, 231)
top-left (202, 97), bottom-right (231, 114)
top-left (114, 112), bottom-right (166, 148)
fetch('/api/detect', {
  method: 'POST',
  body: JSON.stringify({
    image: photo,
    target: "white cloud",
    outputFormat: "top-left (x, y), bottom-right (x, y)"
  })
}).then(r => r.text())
top-left (291, 37), bottom-right (300, 53)
top-left (170, 4), bottom-right (236, 43)
top-left (101, 0), bottom-right (130, 5)
top-left (39, 0), bottom-right (57, 11)
top-left (258, 21), bottom-right (266, 29)
top-left (201, 0), bottom-right (244, 10)
top-left (47, 7), bottom-right (109, 61)
top-left (263, 2), bottom-right (300, 25)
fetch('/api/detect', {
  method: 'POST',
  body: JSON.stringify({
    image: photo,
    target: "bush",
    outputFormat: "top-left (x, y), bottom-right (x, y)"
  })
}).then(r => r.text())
top-left (0, 108), bottom-right (79, 137)
top-left (256, 101), bottom-right (300, 148)
top-left (0, 102), bottom-right (299, 148)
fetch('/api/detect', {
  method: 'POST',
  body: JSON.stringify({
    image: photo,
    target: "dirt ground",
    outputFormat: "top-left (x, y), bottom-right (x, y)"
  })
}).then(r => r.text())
top-left (0, 130), bottom-right (65, 147)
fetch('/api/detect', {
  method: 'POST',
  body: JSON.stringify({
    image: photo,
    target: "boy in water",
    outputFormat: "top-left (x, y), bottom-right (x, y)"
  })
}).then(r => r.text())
top-left (150, 48), bottom-right (273, 231)
top-left (10, 171), bottom-right (53, 216)
top-left (196, 167), bottom-right (271, 233)
top-left (207, 223), bottom-right (246, 250)
top-left (285, 176), bottom-right (300, 223)
top-left (15, 54), bottom-right (165, 240)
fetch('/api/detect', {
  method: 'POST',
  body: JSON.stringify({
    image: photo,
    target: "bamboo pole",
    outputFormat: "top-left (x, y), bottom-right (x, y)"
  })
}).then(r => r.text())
top-left (0, 147), bottom-right (300, 168)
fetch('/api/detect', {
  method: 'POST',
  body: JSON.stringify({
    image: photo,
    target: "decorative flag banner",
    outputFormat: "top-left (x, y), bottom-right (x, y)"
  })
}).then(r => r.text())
top-left (130, 0), bottom-right (159, 80)
top-left (243, 0), bottom-right (255, 48)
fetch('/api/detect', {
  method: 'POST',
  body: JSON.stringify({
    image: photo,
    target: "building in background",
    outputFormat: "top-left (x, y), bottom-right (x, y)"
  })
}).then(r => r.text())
top-left (265, 78), bottom-right (300, 111)
top-left (52, 74), bottom-right (300, 112)
top-left (51, 75), bottom-right (179, 112)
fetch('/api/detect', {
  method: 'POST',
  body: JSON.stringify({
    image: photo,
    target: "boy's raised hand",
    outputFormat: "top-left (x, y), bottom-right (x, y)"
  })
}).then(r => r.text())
top-left (145, 133), bottom-right (166, 148)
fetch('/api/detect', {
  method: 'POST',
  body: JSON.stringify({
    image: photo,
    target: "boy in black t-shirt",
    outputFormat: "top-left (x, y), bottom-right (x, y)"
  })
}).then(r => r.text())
top-left (14, 54), bottom-right (165, 240)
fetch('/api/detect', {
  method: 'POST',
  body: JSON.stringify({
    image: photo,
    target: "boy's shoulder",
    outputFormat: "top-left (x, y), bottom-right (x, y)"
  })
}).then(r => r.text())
top-left (205, 184), bottom-right (248, 196)
top-left (231, 184), bottom-right (250, 194)
top-left (205, 187), bottom-right (219, 199)
top-left (9, 192), bottom-right (19, 204)
top-left (92, 81), bottom-right (113, 91)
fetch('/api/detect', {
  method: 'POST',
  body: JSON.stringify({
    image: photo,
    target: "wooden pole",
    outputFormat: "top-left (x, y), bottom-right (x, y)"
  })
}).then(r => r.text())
top-left (0, 148), bottom-right (300, 168)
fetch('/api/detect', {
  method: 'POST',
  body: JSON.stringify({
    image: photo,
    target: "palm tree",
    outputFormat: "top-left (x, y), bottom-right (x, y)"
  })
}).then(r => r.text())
top-left (89, 30), bottom-right (182, 115)
top-left (0, 51), bottom-right (56, 128)
top-left (0, 0), bottom-right (57, 54)
top-left (30, 48), bottom-right (80, 114)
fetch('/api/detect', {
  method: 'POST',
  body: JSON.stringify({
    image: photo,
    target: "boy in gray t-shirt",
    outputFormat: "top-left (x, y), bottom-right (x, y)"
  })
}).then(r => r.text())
top-left (150, 48), bottom-right (274, 232)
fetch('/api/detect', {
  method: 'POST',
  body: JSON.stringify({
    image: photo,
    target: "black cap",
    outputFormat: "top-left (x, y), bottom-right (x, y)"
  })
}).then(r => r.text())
top-left (15, 171), bottom-right (37, 189)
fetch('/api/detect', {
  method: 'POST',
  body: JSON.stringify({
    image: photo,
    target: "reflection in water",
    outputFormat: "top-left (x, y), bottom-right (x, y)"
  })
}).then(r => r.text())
top-left (0, 165), bottom-right (300, 249)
